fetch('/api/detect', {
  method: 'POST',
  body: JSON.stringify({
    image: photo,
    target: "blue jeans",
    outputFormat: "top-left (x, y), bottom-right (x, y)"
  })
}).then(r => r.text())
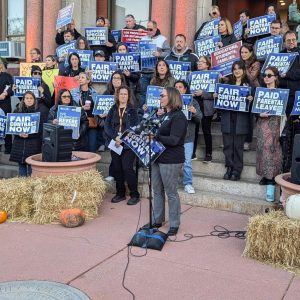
top-left (19, 163), bottom-right (32, 177)
top-left (183, 142), bottom-right (193, 186)
top-left (97, 127), bottom-right (106, 147)
top-left (139, 73), bottom-right (154, 108)
top-left (87, 128), bottom-right (98, 152)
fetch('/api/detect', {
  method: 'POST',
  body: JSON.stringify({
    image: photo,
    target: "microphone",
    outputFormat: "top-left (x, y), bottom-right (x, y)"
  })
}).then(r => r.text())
top-left (134, 108), bottom-right (158, 134)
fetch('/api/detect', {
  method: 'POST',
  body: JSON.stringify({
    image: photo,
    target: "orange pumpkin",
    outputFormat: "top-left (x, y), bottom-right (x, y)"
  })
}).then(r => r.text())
top-left (0, 210), bottom-right (8, 224)
top-left (59, 208), bottom-right (85, 228)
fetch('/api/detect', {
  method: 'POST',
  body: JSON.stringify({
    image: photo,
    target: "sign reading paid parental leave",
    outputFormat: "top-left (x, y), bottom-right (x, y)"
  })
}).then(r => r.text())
top-left (6, 113), bottom-right (40, 135)
top-left (89, 61), bottom-right (118, 83)
top-left (0, 115), bottom-right (6, 138)
top-left (255, 36), bottom-right (283, 61)
top-left (252, 87), bottom-right (289, 116)
top-left (92, 95), bottom-right (115, 115)
top-left (215, 84), bottom-right (251, 112)
top-left (121, 129), bottom-right (165, 167)
top-left (291, 92), bottom-right (300, 115)
top-left (194, 36), bottom-right (220, 57)
top-left (211, 41), bottom-right (242, 76)
top-left (146, 85), bottom-right (163, 111)
top-left (166, 61), bottom-right (191, 81)
top-left (57, 105), bottom-right (81, 139)
top-left (112, 53), bottom-right (140, 72)
top-left (196, 18), bottom-right (220, 39)
top-left (261, 52), bottom-right (298, 75)
top-left (247, 15), bottom-right (276, 37)
top-left (14, 77), bottom-right (41, 98)
top-left (85, 27), bottom-right (108, 46)
top-left (189, 71), bottom-right (219, 93)
top-left (181, 94), bottom-right (193, 120)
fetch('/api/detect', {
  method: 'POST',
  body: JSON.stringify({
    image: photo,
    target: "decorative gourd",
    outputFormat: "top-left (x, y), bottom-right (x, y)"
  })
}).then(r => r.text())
top-left (0, 210), bottom-right (8, 224)
top-left (285, 194), bottom-right (300, 220)
top-left (59, 208), bottom-right (85, 228)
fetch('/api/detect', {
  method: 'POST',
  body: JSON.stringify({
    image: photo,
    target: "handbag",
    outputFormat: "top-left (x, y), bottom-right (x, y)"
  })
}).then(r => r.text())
top-left (88, 117), bottom-right (98, 128)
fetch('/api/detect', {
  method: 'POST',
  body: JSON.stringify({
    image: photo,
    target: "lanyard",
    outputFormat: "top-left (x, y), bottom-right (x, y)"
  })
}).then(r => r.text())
top-left (118, 106), bottom-right (127, 134)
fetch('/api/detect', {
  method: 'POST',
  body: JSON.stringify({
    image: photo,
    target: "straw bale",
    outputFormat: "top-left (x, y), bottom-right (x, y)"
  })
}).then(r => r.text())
top-left (0, 177), bottom-right (34, 222)
top-left (31, 170), bottom-right (106, 224)
top-left (244, 211), bottom-right (300, 268)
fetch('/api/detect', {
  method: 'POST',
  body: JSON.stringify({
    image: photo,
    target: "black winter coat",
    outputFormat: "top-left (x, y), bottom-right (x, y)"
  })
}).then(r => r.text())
top-left (0, 72), bottom-right (14, 114)
top-left (55, 29), bottom-right (81, 46)
top-left (165, 48), bottom-right (199, 71)
top-left (48, 101), bottom-right (88, 151)
top-left (10, 105), bottom-right (48, 164)
top-left (221, 34), bottom-right (238, 47)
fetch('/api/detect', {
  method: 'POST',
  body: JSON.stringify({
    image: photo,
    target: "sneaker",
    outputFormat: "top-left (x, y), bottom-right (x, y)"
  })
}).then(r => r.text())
top-left (98, 145), bottom-right (105, 152)
top-left (105, 176), bottom-right (114, 182)
top-left (184, 184), bottom-right (195, 194)
top-left (203, 154), bottom-right (212, 163)
top-left (167, 227), bottom-right (179, 236)
top-left (191, 154), bottom-right (197, 161)
top-left (127, 197), bottom-right (140, 205)
top-left (111, 195), bottom-right (126, 203)
top-left (243, 142), bottom-right (250, 151)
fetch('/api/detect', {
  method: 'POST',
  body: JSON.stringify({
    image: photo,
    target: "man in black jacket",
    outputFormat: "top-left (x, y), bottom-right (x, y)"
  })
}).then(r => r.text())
top-left (165, 34), bottom-right (199, 71)
top-left (124, 14), bottom-right (146, 30)
top-left (55, 19), bottom-right (81, 46)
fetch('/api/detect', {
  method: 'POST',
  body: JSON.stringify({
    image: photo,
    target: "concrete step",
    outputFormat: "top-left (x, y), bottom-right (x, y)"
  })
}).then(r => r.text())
top-left (209, 120), bottom-right (258, 135)
top-left (0, 164), bottom-right (19, 178)
top-left (0, 153), bottom-right (18, 166)
top-left (192, 160), bottom-right (260, 181)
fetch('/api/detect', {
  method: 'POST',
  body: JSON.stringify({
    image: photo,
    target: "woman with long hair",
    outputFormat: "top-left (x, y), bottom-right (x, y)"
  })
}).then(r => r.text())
top-left (150, 59), bottom-right (175, 88)
top-left (218, 18), bottom-right (237, 47)
top-left (60, 52), bottom-right (85, 77)
top-left (75, 36), bottom-right (91, 50)
top-left (256, 66), bottom-right (282, 185)
top-left (104, 85), bottom-right (140, 205)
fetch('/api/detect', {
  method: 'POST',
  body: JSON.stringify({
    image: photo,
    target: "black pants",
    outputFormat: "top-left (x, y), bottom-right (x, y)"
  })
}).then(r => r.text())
top-left (245, 110), bottom-right (253, 143)
top-left (111, 149), bottom-right (139, 198)
top-left (0, 99), bottom-right (12, 152)
top-left (223, 133), bottom-right (246, 174)
top-left (201, 115), bottom-right (213, 155)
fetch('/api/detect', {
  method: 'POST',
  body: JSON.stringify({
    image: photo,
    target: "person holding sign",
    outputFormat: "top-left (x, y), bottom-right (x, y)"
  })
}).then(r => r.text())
top-left (218, 18), bottom-right (238, 48)
top-left (60, 52), bottom-right (85, 77)
top-left (256, 66), bottom-right (282, 186)
top-left (56, 19), bottom-right (81, 46)
top-left (48, 89), bottom-right (88, 151)
top-left (150, 60), bottom-right (175, 89)
top-left (104, 85), bottom-right (140, 205)
top-left (75, 36), bottom-right (91, 50)
top-left (150, 87), bottom-right (187, 236)
top-left (215, 61), bottom-right (254, 181)
top-left (175, 80), bottom-right (201, 194)
top-left (10, 91), bottom-right (46, 176)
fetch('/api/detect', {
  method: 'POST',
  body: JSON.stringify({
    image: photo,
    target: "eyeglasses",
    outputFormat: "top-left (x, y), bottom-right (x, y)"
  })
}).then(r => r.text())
top-left (286, 39), bottom-right (297, 42)
top-left (197, 60), bottom-right (207, 64)
top-left (30, 52), bottom-right (37, 55)
top-left (147, 28), bottom-right (154, 31)
top-left (61, 95), bottom-right (71, 98)
top-left (160, 94), bottom-right (167, 98)
top-left (33, 71), bottom-right (41, 75)
top-left (263, 73), bottom-right (276, 78)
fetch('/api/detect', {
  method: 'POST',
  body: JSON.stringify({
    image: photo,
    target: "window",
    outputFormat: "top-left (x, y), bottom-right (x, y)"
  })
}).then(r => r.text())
top-left (7, 0), bottom-right (25, 40)
top-left (111, 0), bottom-right (151, 30)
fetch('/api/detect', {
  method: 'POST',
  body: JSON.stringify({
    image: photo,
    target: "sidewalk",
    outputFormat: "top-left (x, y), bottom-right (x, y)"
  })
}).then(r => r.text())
top-left (0, 193), bottom-right (299, 300)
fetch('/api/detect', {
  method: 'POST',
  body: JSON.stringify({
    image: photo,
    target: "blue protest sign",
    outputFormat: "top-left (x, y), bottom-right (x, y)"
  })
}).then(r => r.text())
top-left (57, 105), bottom-right (81, 139)
top-left (181, 94), bottom-right (193, 120)
top-left (215, 84), bottom-right (251, 112)
top-left (291, 92), bottom-right (300, 115)
top-left (126, 43), bottom-right (139, 53)
top-left (112, 53), bottom-right (140, 72)
top-left (6, 112), bottom-right (40, 135)
top-left (139, 40), bottom-right (157, 69)
top-left (121, 129), bottom-right (165, 167)
top-left (255, 36), bottom-right (283, 61)
top-left (111, 30), bottom-right (121, 43)
top-left (247, 15), bottom-right (276, 37)
top-left (88, 61), bottom-right (118, 83)
top-left (14, 76), bottom-right (41, 98)
top-left (56, 3), bottom-right (74, 29)
top-left (252, 87), bottom-right (289, 116)
top-left (146, 86), bottom-right (163, 111)
top-left (233, 20), bottom-right (243, 40)
top-left (85, 27), bottom-right (108, 46)
top-left (56, 41), bottom-right (76, 59)
top-left (194, 36), bottom-right (220, 57)
top-left (0, 115), bottom-right (6, 139)
top-left (189, 71), bottom-right (219, 93)
top-left (166, 61), bottom-right (191, 81)
top-left (261, 52), bottom-right (298, 75)
top-left (196, 18), bottom-right (220, 39)
top-left (67, 49), bottom-right (93, 69)
top-left (92, 95), bottom-right (115, 115)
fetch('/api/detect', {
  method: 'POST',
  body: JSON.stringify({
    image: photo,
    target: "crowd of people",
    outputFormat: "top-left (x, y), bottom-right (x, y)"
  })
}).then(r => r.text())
top-left (0, 4), bottom-right (300, 236)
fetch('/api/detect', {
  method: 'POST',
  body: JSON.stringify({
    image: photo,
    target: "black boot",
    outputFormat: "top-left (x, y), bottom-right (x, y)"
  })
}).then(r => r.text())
top-left (223, 167), bottom-right (232, 180)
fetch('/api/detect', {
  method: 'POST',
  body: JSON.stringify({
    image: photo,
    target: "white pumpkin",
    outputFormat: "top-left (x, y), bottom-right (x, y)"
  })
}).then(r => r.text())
top-left (285, 194), bottom-right (300, 220)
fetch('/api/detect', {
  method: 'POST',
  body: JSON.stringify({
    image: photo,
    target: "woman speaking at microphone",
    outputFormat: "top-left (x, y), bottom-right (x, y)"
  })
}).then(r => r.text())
top-left (151, 87), bottom-right (187, 236)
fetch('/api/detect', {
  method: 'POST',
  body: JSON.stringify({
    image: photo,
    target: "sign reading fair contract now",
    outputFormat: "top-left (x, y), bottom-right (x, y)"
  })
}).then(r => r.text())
top-left (214, 84), bottom-right (251, 112)
top-left (89, 62), bottom-right (118, 83)
top-left (6, 113), bottom-right (40, 135)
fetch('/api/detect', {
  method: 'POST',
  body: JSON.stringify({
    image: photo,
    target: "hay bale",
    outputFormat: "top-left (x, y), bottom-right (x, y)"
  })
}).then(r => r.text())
top-left (244, 211), bottom-right (300, 268)
top-left (0, 177), bottom-right (34, 222)
top-left (31, 170), bottom-right (106, 224)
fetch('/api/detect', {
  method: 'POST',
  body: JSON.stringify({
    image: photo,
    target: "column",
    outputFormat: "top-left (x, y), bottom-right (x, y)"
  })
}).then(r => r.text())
top-left (43, 0), bottom-right (61, 58)
top-left (174, 0), bottom-right (198, 49)
top-left (97, 0), bottom-right (108, 18)
top-left (151, 0), bottom-right (173, 44)
top-left (196, 0), bottom-right (212, 28)
top-left (65, 0), bottom-right (82, 32)
top-left (26, 0), bottom-right (43, 61)
top-left (81, 0), bottom-right (97, 30)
